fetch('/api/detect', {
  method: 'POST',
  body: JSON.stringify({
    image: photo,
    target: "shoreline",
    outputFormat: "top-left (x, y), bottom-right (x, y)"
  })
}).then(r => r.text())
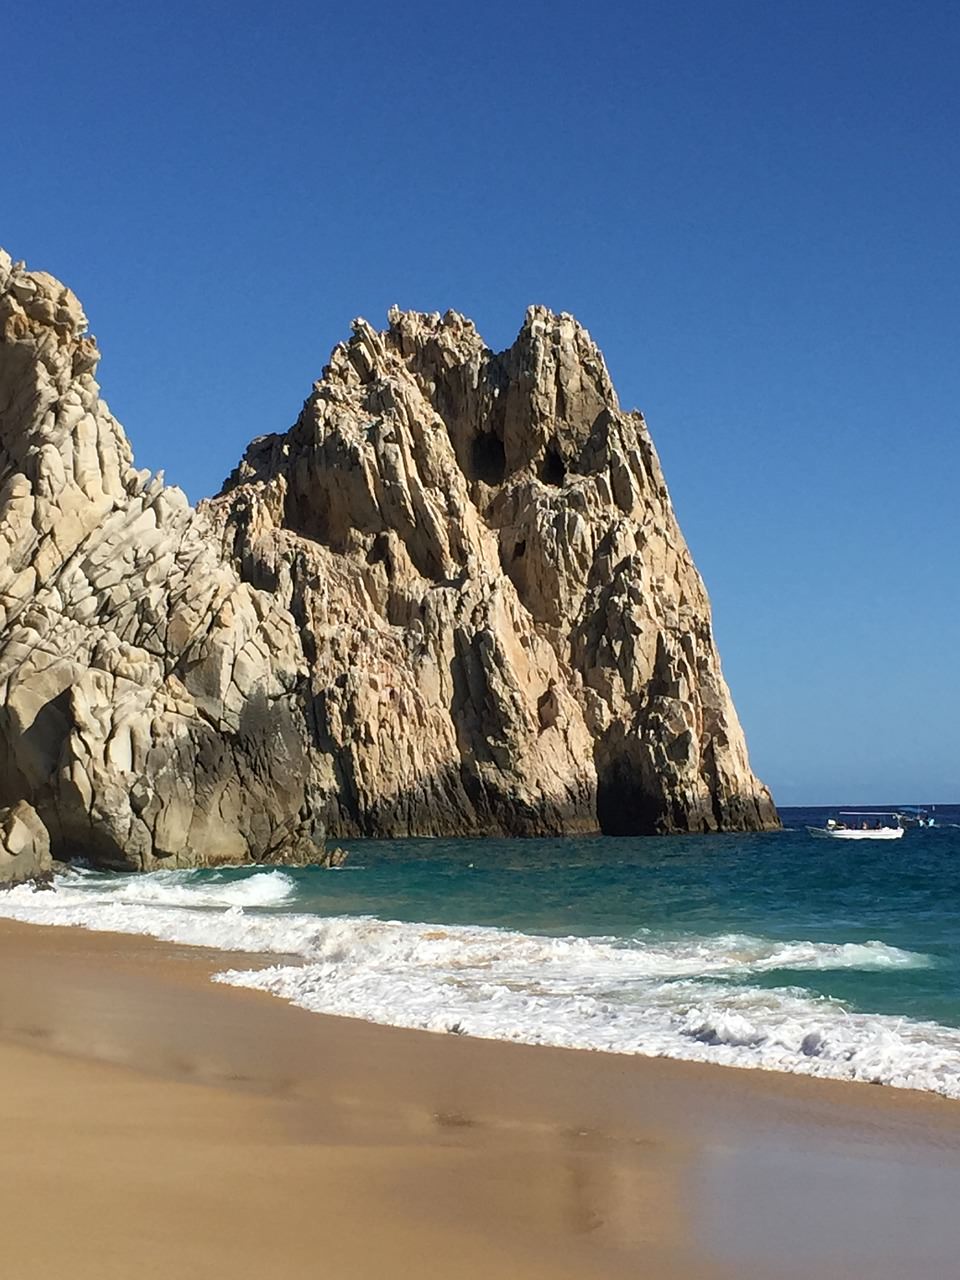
top-left (2, 919), bottom-right (960, 1278)
top-left (3, 864), bottom-right (958, 1100)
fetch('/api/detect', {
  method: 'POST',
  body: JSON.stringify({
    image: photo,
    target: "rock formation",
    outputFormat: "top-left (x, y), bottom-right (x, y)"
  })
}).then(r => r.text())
top-left (0, 800), bottom-right (52, 887)
top-left (0, 249), bottom-right (777, 869)
top-left (0, 251), bottom-right (315, 869)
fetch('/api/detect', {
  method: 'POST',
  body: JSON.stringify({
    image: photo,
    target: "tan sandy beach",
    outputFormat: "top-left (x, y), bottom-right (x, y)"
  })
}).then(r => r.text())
top-left (1, 919), bottom-right (960, 1280)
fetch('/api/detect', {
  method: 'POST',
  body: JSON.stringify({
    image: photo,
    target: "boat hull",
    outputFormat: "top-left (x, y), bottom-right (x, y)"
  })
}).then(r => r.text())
top-left (807, 826), bottom-right (904, 841)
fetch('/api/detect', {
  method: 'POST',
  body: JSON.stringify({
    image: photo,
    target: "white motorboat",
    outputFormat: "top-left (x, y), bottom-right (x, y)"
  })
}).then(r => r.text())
top-left (807, 813), bottom-right (905, 841)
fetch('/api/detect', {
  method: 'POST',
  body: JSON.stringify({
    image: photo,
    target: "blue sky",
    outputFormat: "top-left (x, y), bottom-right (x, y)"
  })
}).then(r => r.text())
top-left (5, 0), bottom-right (958, 805)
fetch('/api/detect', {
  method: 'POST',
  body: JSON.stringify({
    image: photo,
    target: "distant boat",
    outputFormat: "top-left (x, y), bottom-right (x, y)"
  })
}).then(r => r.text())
top-left (893, 806), bottom-right (937, 829)
top-left (807, 812), bottom-right (905, 841)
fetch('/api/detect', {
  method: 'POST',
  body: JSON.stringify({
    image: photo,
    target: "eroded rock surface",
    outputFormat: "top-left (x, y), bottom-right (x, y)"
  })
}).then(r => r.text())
top-left (0, 800), bottom-right (52, 887)
top-left (0, 250), bottom-right (316, 869)
top-left (0, 249), bottom-right (777, 867)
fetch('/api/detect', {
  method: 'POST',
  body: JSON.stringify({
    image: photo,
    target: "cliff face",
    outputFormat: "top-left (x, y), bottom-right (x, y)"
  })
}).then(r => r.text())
top-left (0, 251), bottom-right (315, 869)
top-left (210, 306), bottom-right (778, 839)
top-left (0, 250), bottom-right (777, 868)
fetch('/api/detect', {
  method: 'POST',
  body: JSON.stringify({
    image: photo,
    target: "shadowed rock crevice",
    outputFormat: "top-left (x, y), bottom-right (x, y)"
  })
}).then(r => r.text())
top-left (470, 432), bottom-right (507, 487)
top-left (0, 251), bottom-right (777, 868)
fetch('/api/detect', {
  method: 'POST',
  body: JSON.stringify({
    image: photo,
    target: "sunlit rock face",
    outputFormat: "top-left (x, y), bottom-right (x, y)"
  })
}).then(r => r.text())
top-left (0, 250), bottom-right (314, 869)
top-left (209, 305), bottom-right (778, 839)
top-left (0, 249), bottom-right (777, 867)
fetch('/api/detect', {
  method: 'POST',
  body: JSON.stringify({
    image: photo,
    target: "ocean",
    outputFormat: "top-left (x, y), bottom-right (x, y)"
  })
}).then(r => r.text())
top-left (2, 805), bottom-right (959, 1098)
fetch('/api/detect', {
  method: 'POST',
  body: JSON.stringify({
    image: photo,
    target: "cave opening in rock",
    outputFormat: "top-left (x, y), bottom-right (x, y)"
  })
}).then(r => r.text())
top-left (540, 443), bottom-right (567, 486)
top-left (366, 531), bottom-right (389, 565)
top-left (512, 539), bottom-right (526, 561)
top-left (471, 432), bottom-right (506, 485)
top-left (596, 760), bottom-right (662, 835)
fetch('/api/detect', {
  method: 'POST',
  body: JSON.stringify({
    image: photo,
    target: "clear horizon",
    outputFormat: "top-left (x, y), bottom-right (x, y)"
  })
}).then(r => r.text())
top-left (6, 0), bottom-right (958, 807)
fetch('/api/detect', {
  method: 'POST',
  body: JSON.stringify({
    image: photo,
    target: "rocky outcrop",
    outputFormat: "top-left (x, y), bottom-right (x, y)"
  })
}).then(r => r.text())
top-left (0, 250), bottom-right (777, 868)
top-left (210, 306), bottom-right (778, 838)
top-left (0, 251), bottom-right (316, 869)
top-left (0, 800), bottom-right (52, 887)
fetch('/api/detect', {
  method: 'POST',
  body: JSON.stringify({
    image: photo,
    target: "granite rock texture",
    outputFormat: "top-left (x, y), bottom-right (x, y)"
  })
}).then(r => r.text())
top-left (0, 250), bottom-right (316, 869)
top-left (209, 305), bottom-right (778, 838)
top-left (0, 800), bottom-right (52, 886)
top-left (0, 250), bottom-right (777, 868)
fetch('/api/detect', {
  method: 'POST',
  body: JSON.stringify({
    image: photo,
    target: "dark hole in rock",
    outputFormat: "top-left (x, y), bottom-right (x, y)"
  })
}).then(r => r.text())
top-left (541, 444), bottom-right (567, 486)
top-left (471, 432), bottom-right (506, 485)
top-left (366, 532), bottom-right (389, 565)
top-left (512, 539), bottom-right (526, 561)
top-left (596, 760), bottom-right (662, 835)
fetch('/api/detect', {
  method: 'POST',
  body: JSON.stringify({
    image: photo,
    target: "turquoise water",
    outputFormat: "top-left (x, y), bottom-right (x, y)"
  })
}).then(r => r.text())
top-left (2, 804), bottom-right (959, 1096)
top-left (290, 807), bottom-right (960, 1028)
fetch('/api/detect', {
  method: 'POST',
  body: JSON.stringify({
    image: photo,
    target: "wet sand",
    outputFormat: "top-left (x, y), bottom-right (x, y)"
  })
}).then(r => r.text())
top-left (1, 919), bottom-right (959, 1279)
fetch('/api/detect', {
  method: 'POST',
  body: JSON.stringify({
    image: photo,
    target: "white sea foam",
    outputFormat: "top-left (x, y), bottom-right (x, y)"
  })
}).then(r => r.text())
top-left (50, 868), bottom-right (298, 910)
top-left (1, 870), bottom-right (957, 1099)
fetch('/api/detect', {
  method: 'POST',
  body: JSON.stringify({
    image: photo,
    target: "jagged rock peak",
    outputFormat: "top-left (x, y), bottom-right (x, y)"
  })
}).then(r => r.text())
top-left (0, 251), bottom-right (777, 871)
top-left (210, 303), bottom-right (779, 840)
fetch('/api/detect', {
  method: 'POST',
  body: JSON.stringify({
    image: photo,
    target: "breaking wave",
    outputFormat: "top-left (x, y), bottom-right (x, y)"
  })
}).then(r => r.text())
top-left (0, 867), bottom-right (956, 1099)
